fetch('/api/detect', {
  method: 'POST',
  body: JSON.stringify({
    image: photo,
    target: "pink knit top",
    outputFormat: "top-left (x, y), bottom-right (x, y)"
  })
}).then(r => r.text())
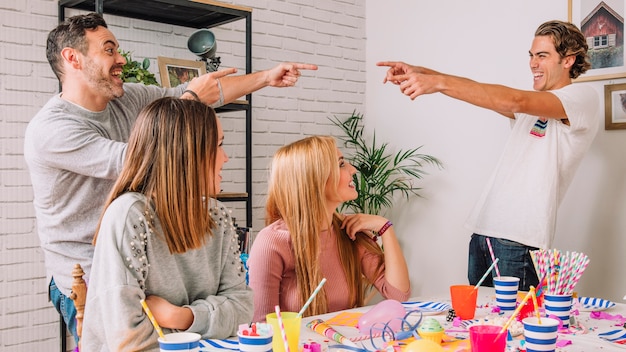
top-left (248, 219), bottom-right (410, 322)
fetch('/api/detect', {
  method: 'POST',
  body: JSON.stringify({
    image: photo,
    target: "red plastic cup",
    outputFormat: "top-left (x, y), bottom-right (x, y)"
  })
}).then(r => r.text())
top-left (469, 325), bottom-right (506, 352)
top-left (450, 285), bottom-right (478, 320)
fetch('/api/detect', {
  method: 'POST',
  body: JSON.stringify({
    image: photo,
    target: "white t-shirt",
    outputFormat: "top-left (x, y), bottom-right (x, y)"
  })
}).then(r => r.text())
top-left (465, 84), bottom-right (600, 249)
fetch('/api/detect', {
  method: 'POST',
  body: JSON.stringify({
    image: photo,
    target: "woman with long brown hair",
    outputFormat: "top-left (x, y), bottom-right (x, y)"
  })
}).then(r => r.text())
top-left (82, 97), bottom-right (252, 351)
top-left (249, 135), bottom-right (410, 322)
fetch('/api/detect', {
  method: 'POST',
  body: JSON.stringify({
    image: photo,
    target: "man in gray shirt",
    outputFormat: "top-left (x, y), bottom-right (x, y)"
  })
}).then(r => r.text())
top-left (23, 12), bottom-right (317, 343)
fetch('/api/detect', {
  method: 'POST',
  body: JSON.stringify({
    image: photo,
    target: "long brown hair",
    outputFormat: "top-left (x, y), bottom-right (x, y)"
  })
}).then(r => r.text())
top-left (94, 97), bottom-right (220, 253)
top-left (266, 136), bottom-right (384, 316)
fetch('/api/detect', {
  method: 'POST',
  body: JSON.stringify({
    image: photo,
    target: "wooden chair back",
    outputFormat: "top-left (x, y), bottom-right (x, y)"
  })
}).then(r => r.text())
top-left (69, 264), bottom-right (87, 350)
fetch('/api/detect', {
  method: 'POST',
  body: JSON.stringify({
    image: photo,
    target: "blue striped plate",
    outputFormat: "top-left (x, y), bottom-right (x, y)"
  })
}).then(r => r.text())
top-left (598, 329), bottom-right (626, 345)
top-left (200, 338), bottom-right (239, 351)
top-left (577, 297), bottom-right (616, 311)
top-left (401, 300), bottom-right (451, 315)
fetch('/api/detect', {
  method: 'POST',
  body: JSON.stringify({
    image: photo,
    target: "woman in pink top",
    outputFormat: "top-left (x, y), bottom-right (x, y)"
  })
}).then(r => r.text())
top-left (248, 136), bottom-right (410, 322)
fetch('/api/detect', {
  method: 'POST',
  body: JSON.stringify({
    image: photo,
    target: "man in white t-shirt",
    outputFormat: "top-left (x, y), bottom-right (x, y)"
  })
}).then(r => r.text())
top-left (377, 20), bottom-right (599, 291)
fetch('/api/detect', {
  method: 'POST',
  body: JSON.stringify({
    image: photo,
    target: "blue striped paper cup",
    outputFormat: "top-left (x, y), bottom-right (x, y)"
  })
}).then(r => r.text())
top-left (543, 294), bottom-right (572, 328)
top-left (522, 317), bottom-right (559, 352)
top-left (493, 276), bottom-right (520, 311)
top-left (158, 332), bottom-right (201, 352)
top-left (238, 334), bottom-right (273, 352)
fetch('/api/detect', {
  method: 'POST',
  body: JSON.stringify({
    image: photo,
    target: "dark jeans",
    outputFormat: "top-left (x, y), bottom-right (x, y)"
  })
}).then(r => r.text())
top-left (468, 233), bottom-right (539, 291)
top-left (49, 278), bottom-right (79, 345)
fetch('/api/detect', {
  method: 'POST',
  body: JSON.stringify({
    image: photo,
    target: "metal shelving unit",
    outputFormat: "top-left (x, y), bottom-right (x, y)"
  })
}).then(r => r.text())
top-left (58, 0), bottom-right (253, 228)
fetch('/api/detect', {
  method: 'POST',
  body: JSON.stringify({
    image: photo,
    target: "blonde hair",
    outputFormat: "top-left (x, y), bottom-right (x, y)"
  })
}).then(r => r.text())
top-left (94, 97), bottom-right (219, 253)
top-left (266, 136), bottom-right (384, 316)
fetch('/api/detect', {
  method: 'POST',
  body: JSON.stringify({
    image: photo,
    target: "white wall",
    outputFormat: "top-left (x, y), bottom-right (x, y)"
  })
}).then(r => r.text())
top-left (366, 0), bottom-right (626, 302)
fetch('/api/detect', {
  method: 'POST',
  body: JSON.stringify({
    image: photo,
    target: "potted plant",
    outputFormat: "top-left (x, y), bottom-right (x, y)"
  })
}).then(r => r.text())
top-left (119, 50), bottom-right (159, 86)
top-left (329, 111), bottom-right (442, 215)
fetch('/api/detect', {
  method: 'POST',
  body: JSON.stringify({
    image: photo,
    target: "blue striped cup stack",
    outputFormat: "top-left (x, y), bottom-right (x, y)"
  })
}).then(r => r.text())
top-left (158, 332), bottom-right (201, 352)
top-left (543, 294), bottom-right (572, 328)
top-left (493, 276), bottom-right (520, 311)
top-left (522, 317), bottom-right (560, 352)
top-left (238, 323), bottom-right (273, 352)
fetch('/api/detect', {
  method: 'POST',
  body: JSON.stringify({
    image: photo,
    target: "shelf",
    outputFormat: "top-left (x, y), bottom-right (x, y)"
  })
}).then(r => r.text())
top-left (215, 99), bottom-right (249, 113)
top-left (216, 192), bottom-right (248, 202)
top-left (59, 0), bottom-right (252, 29)
top-left (59, 0), bottom-right (253, 228)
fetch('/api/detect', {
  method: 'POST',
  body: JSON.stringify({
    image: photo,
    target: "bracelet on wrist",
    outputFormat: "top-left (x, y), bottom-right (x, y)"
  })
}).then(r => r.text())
top-left (372, 221), bottom-right (392, 242)
top-left (183, 89), bottom-right (201, 102)
top-left (378, 221), bottom-right (392, 236)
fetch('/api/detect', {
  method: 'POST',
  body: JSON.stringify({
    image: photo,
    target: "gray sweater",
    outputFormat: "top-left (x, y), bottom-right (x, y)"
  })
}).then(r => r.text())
top-left (81, 192), bottom-right (253, 351)
top-left (24, 83), bottom-right (184, 297)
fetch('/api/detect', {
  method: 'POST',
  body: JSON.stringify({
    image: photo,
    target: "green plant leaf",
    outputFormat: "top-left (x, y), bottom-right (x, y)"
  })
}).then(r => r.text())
top-left (119, 49), bottom-right (160, 86)
top-left (329, 111), bottom-right (443, 215)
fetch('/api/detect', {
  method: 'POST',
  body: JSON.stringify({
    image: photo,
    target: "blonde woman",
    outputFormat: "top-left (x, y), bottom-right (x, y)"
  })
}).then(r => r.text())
top-left (248, 136), bottom-right (410, 322)
top-left (82, 98), bottom-right (252, 351)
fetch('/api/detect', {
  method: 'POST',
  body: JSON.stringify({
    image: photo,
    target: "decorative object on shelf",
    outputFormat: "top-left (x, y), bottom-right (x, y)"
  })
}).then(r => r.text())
top-left (604, 82), bottom-right (626, 130)
top-left (119, 50), bottom-right (159, 86)
top-left (188, 28), bottom-right (221, 72)
top-left (329, 111), bottom-right (443, 215)
top-left (157, 56), bottom-right (207, 88)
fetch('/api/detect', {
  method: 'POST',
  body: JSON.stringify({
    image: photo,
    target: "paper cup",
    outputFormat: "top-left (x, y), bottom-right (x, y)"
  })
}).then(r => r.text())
top-left (543, 294), bottom-right (572, 328)
top-left (469, 325), bottom-right (506, 352)
top-left (493, 276), bottom-right (520, 311)
top-left (158, 332), bottom-right (201, 352)
top-left (238, 331), bottom-right (273, 352)
top-left (449, 285), bottom-right (478, 320)
top-left (522, 317), bottom-right (559, 352)
top-left (266, 312), bottom-right (301, 352)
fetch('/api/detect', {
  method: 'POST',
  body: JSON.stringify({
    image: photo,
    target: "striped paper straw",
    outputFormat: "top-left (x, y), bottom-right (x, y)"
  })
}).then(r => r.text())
top-left (474, 258), bottom-right (499, 290)
top-left (485, 237), bottom-right (501, 277)
top-left (298, 278), bottom-right (327, 317)
top-left (274, 305), bottom-right (290, 352)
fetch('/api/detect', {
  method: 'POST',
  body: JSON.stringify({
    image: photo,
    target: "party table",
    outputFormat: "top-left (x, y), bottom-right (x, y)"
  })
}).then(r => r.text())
top-left (200, 287), bottom-right (626, 351)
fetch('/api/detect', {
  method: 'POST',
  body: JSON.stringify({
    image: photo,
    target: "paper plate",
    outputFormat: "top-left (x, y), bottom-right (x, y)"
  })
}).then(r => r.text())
top-left (577, 297), bottom-right (616, 311)
top-left (598, 329), bottom-right (626, 347)
top-left (402, 300), bottom-right (451, 315)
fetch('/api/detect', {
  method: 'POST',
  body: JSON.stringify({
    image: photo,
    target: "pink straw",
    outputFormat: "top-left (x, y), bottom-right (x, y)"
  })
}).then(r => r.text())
top-left (274, 305), bottom-right (290, 352)
top-left (486, 237), bottom-right (501, 277)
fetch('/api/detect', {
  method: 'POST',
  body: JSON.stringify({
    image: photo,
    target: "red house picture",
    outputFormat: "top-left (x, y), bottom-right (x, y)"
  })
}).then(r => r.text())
top-left (580, 1), bottom-right (624, 69)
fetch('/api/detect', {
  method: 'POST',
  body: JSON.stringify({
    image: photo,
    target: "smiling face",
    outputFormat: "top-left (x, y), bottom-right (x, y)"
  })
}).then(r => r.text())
top-left (529, 35), bottom-right (573, 91)
top-left (79, 26), bottom-right (127, 101)
top-left (325, 148), bottom-right (358, 210)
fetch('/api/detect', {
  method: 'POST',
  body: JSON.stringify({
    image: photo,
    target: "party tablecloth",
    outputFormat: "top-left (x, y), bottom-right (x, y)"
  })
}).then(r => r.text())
top-left (201, 286), bottom-right (626, 351)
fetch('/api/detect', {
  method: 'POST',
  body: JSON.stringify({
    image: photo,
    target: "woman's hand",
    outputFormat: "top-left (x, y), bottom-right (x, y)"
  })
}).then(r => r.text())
top-left (341, 214), bottom-right (388, 241)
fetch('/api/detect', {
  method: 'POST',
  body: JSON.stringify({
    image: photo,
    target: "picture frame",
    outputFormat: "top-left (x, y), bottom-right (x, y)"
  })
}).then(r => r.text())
top-left (157, 56), bottom-right (206, 87)
top-left (604, 82), bottom-right (626, 130)
top-left (568, 0), bottom-right (626, 82)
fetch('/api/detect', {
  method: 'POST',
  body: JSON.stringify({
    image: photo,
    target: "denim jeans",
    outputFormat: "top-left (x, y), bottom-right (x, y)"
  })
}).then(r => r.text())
top-left (468, 233), bottom-right (539, 291)
top-left (49, 278), bottom-right (79, 345)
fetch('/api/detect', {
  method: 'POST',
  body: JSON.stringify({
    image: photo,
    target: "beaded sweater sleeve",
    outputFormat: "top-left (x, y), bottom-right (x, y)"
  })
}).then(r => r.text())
top-left (82, 193), bottom-right (253, 351)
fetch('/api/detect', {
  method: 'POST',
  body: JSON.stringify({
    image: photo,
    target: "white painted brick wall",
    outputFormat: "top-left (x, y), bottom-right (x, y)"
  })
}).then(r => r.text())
top-left (0, 0), bottom-right (365, 350)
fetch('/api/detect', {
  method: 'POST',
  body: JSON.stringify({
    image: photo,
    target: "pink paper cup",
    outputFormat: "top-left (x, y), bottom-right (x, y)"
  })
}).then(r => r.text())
top-left (469, 325), bottom-right (506, 352)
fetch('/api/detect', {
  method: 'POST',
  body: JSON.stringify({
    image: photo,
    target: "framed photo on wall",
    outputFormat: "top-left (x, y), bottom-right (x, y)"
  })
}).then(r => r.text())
top-left (157, 56), bottom-right (206, 87)
top-left (604, 82), bottom-right (626, 129)
top-left (568, 0), bottom-right (626, 82)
